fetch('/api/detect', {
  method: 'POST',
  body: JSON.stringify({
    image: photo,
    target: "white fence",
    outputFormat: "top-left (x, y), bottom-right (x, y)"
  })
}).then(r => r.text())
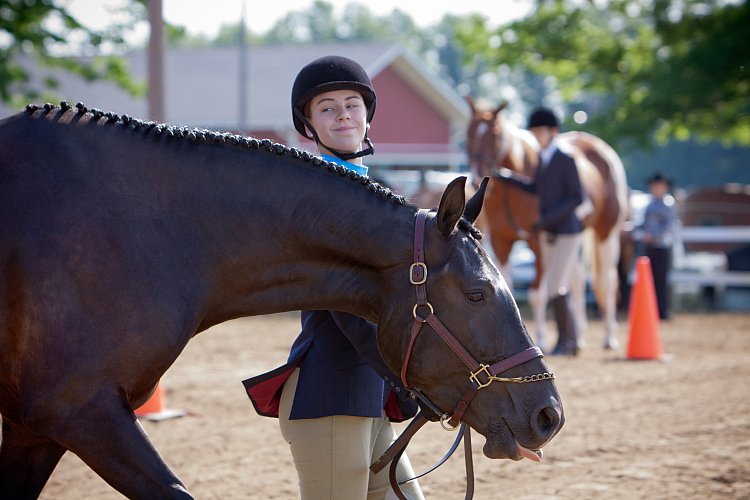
top-left (678, 225), bottom-right (750, 244)
top-left (672, 225), bottom-right (750, 287)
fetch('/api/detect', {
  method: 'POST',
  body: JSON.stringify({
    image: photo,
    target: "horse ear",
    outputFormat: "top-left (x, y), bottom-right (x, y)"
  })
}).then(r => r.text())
top-left (494, 100), bottom-right (508, 117)
top-left (436, 176), bottom-right (467, 238)
top-left (465, 95), bottom-right (476, 113)
top-left (464, 177), bottom-right (489, 224)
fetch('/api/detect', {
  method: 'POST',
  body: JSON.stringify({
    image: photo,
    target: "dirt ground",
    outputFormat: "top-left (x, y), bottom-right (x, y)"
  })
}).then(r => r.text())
top-left (37, 311), bottom-right (749, 499)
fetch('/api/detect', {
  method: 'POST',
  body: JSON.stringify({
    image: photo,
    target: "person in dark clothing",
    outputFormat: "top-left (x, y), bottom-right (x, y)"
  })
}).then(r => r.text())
top-left (641, 172), bottom-right (678, 320)
top-left (242, 55), bottom-right (423, 500)
top-left (497, 107), bottom-right (585, 355)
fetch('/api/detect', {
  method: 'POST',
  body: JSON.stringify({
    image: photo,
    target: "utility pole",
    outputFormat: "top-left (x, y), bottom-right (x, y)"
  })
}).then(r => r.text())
top-left (148, 0), bottom-right (165, 122)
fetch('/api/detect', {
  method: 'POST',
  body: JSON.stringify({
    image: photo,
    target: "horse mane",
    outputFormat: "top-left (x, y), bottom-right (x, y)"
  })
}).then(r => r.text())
top-left (502, 120), bottom-right (539, 177)
top-left (23, 101), bottom-right (409, 208)
top-left (23, 102), bottom-right (483, 240)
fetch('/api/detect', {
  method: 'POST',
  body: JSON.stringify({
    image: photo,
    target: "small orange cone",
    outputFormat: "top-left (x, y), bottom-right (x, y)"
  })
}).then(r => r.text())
top-left (626, 257), bottom-right (663, 360)
top-left (135, 381), bottom-right (186, 421)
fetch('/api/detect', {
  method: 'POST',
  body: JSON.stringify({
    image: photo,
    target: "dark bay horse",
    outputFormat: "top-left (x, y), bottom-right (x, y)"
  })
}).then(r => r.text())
top-left (0, 103), bottom-right (563, 498)
top-left (466, 98), bottom-right (629, 351)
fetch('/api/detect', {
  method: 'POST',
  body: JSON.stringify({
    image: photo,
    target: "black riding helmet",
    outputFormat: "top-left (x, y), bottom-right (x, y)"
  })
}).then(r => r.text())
top-left (527, 107), bottom-right (559, 129)
top-left (291, 55), bottom-right (376, 161)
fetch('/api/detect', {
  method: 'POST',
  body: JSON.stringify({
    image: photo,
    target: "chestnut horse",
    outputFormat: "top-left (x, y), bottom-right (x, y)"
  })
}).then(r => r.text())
top-left (466, 98), bottom-right (629, 350)
top-left (0, 103), bottom-right (563, 498)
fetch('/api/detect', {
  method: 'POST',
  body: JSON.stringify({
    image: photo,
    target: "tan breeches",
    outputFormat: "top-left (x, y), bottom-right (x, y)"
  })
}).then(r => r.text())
top-left (540, 231), bottom-right (583, 298)
top-left (279, 368), bottom-right (424, 500)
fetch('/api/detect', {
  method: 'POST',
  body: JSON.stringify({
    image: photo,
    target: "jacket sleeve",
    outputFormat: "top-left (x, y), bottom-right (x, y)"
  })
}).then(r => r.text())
top-left (537, 155), bottom-right (584, 230)
top-left (495, 167), bottom-right (537, 194)
top-left (329, 311), bottom-right (418, 419)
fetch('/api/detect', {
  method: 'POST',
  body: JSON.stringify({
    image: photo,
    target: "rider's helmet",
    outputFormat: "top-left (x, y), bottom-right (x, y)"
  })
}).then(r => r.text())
top-left (291, 55), bottom-right (376, 160)
top-left (527, 107), bottom-right (559, 129)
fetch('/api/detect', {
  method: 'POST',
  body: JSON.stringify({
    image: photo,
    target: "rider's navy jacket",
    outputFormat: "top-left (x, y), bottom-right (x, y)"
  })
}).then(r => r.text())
top-left (242, 156), bottom-right (416, 422)
top-left (242, 311), bottom-right (413, 421)
top-left (504, 144), bottom-right (584, 235)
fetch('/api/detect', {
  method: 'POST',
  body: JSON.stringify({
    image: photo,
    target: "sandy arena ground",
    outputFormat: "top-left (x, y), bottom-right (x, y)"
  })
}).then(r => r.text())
top-left (36, 311), bottom-right (750, 499)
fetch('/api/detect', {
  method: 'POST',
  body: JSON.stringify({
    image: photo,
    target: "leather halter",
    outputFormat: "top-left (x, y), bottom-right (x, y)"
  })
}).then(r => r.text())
top-left (371, 209), bottom-right (554, 499)
top-left (403, 209), bottom-right (546, 428)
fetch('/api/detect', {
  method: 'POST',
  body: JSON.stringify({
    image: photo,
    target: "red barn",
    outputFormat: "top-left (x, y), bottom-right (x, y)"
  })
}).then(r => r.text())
top-left (2, 42), bottom-right (470, 177)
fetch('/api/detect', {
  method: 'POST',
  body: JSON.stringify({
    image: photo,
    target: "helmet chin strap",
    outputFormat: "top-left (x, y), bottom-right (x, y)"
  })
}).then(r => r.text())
top-left (325, 135), bottom-right (374, 161)
top-left (295, 108), bottom-right (375, 161)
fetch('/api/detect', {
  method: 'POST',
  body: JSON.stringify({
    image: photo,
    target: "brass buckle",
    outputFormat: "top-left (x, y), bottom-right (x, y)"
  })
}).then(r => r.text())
top-left (469, 364), bottom-right (493, 389)
top-left (409, 262), bottom-right (427, 285)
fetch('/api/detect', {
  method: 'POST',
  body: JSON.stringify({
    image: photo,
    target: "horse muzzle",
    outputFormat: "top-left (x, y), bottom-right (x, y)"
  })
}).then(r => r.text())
top-left (482, 398), bottom-right (564, 460)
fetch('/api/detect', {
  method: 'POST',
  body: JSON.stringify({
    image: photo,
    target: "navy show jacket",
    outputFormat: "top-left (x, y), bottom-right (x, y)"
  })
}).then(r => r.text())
top-left (243, 310), bottom-right (416, 422)
top-left (505, 147), bottom-right (585, 235)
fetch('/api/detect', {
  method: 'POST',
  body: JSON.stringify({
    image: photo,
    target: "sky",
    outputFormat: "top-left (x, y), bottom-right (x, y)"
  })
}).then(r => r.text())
top-left (69, 0), bottom-right (534, 39)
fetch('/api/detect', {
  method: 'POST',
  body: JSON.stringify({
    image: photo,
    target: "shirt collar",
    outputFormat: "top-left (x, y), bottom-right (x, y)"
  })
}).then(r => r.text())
top-left (321, 154), bottom-right (369, 177)
top-left (540, 138), bottom-right (559, 167)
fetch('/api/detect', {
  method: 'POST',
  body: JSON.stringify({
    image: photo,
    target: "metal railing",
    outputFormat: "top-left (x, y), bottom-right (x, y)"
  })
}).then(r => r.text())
top-left (671, 225), bottom-right (750, 287)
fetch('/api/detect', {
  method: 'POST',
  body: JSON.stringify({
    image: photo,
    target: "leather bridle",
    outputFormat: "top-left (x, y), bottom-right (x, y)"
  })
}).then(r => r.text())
top-left (371, 209), bottom-right (555, 499)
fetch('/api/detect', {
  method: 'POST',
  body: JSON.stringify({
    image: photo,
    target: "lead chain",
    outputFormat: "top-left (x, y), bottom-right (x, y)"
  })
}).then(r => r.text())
top-left (489, 372), bottom-right (556, 384)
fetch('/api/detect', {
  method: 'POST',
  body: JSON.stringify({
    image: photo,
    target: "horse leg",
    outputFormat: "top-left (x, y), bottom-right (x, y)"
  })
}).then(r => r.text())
top-left (527, 281), bottom-right (548, 351)
top-left (26, 385), bottom-right (192, 499)
top-left (526, 236), bottom-right (549, 351)
top-left (569, 255), bottom-right (588, 347)
top-left (593, 229), bottom-right (622, 349)
top-left (569, 229), bottom-right (594, 348)
top-left (0, 420), bottom-right (67, 499)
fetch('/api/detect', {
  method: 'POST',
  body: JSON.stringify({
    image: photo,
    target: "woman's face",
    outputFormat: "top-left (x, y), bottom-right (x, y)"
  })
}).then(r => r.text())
top-left (530, 126), bottom-right (555, 149)
top-left (307, 89), bottom-right (367, 159)
top-left (649, 180), bottom-right (669, 197)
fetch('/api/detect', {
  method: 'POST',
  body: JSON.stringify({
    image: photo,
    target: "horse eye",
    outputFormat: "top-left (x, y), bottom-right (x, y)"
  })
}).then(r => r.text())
top-left (466, 291), bottom-right (485, 302)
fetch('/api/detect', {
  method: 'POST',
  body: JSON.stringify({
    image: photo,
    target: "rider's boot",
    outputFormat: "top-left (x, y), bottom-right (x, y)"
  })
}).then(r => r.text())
top-left (550, 294), bottom-right (579, 356)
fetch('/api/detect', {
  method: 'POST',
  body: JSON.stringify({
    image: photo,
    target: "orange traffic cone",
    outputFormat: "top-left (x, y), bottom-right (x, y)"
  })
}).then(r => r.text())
top-left (626, 257), bottom-right (663, 360)
top-left (135, 381), bottom-right (186, 421)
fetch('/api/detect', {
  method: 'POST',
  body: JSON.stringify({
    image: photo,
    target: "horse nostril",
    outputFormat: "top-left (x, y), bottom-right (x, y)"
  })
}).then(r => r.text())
top-left (532, 406), bottom-right (562, 440)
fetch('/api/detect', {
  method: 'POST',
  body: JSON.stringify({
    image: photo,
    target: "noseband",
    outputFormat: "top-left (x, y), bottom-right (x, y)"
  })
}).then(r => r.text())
top-left (371, 209), bottom-right (554, 499)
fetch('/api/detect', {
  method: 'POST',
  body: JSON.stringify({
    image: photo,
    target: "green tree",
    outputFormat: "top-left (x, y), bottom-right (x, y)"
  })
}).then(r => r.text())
top-left (0, 0), bottom-right (146, 106)
top-left (459, 0), bottom-right (750, 150)
top-left (260, 0), bottom-right (422, 47)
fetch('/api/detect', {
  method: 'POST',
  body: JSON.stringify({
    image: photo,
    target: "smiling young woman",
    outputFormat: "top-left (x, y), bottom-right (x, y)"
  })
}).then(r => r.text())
top-left (243, 55), bottom-right (425, 500)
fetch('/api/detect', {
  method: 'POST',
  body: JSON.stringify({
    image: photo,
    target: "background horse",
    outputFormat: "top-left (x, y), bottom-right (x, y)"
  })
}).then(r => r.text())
top-left (466, 97), bottom-right (629, 351)
top-left (0, 103), bottom-right (563, 498)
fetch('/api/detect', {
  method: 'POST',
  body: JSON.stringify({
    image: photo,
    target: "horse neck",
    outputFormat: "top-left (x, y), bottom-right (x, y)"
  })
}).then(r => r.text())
top-left (14, 111), bottom-right (418, 329)
top-left (166, 146), bottom-right (417, 329)
top-left (500, 122), bottom-right (539, 177)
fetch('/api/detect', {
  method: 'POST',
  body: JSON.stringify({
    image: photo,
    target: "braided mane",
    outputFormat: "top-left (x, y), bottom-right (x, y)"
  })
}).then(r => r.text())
top-left (25, 101), bottom-right (409, 207)
top-left (24, 101), bottom-right (482, 239)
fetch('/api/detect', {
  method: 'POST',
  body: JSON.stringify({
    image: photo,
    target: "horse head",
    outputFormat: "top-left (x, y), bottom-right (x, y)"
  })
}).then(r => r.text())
top-left (377, 176), bottom-right (564, 460)
top-left (466, 97), bottom-right (540, 181)
top-left (466, 96), bottom-right (508, 183)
